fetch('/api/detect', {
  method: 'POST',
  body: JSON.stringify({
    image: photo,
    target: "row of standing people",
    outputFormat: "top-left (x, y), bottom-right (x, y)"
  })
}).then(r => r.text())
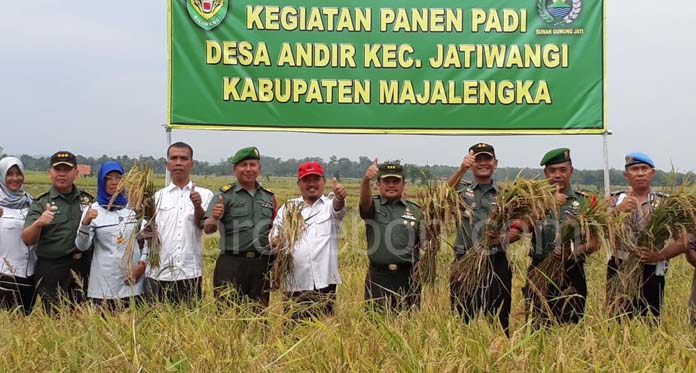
top-left (1, 144), bottom-right (695, 331)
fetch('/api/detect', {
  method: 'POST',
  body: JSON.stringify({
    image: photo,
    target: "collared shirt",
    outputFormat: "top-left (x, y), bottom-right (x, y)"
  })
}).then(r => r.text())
top-left (146, 181), bottom-right (213, 281)
top-left (24, 186), bottom-right (93, 258)
top-left (272, 195), bottom-right (345, 292)
top-left (0, 206), bottom-right (36, 278)
top-left (530, 187), bottom-right (587, 261)
top-left (611, 190), bottom-right (668, 274)
top-left (76, 203), bottom-right (144, 299)
top-left (207, 182), bottom-right (276, 254)
top-left (453, 180), bottom-right (499, 256)
top-left (360, 195), bottom-right (423, 265)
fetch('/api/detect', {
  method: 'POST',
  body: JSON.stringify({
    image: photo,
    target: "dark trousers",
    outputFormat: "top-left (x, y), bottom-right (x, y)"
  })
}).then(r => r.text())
top-left (524, 258), bottom-right (587, 326)
top-left (143, 277), bottom-right (202, 305)
top-left (0, 274), bottom-right (37, 316)
top-left (607, 257), bottom-right (665, 319)
top-left (450, 252), bottom-right (512, 334)
top-left (364, 264), bottom-right (421, 313)
top-left (91, 295), bottom-right (144, 313)
top-left (213, 254), bottom-right (271, 308)
top-left (34, 252), bottom-right (92, 315)
top-left (286, 284), bottom-right (337, 320)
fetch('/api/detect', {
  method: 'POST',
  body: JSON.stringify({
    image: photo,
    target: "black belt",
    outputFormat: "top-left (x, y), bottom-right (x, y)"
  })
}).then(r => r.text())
top-left (369, 262), bottom-right (413, 271)
top-left (222, 251), bottom-right (265, 258)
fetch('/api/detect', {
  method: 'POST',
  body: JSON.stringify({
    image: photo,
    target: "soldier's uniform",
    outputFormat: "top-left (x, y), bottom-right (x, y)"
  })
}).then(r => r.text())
top-left (607, 152), bottom-right (668, 319)
top-left (524, 148), bottom-right (592, 325)
top-left (206, 147), bottom-right (277, 307)
top-left (361, 162), bottom-right (423, 312)
top-left (23, 152), bottom-right (94, 314)
top-left (450, 144), bottom-right (512, 332)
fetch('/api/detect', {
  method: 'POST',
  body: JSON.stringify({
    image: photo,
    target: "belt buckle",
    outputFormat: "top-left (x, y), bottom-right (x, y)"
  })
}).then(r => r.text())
top-left (72, 252), bottom-right (82, 260)
top-left (245, 252), bottom-right (256, 258)
top-left (388, 264), bottom-right (398, 271)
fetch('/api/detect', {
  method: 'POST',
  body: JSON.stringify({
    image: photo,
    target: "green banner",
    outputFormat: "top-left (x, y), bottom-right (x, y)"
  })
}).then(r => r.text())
top-left (168, 0), bottom-right (605, 134)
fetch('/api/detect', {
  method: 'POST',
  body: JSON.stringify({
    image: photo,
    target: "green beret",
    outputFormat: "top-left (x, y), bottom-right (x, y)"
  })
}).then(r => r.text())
top-left (230, 146), bottom-right (260, 165)
top-left (540, 148), bottom-right (571, 167)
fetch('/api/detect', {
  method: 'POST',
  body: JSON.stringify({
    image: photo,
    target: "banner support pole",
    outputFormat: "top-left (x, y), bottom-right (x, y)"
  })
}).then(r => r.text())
top-left (164, 125), bottom-right (172, 186)
top-left (602, 129), bottom-right (613, 197)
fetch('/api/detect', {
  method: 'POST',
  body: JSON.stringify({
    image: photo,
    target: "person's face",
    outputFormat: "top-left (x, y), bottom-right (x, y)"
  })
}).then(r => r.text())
top-left (104, 171), bottom-right (122, 196)
top-left (624, 163), bottom-right (655, 190)
top-left (167, 146), bottom-right (193, 181)
top-left (377, 176), bottom-right (405, 200)
top-left (5, 165), bottom-right (24, 192)
top-left (298, 174), bottom-right (326, 202)
top-left (48, 164), bottom-right (78, 190)
top-left (471, 153), bottom-right (498, 180)
top-left (234, 160), bottom-right (261, 185)
top-left (544, 161), bottom-right (573, 192)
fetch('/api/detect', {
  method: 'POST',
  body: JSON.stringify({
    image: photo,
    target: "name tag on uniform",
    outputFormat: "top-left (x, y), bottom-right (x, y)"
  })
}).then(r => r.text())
top-left (259, 201), bottom-right (274, 209)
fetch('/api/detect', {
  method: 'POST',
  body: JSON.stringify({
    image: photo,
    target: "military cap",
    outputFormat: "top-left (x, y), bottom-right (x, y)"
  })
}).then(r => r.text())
top-left (378, 162), bottom-right (404, 180)
top-left (469, 143), bottom-right (495, 158)
top-left (540, 148), bottom-right (571, 167)
top-left (625, 152), bottom-right (655, 169)
top-left (230, 146), bottom-right (260, 165)
top-left (50, 151), bottom-right (77, 168)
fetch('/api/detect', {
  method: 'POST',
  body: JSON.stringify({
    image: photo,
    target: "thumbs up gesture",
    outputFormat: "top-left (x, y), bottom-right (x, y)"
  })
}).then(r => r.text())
top-left (461, 150), bottom-right (476, 172)
top-left (37, 203), bottom-right (56, 226)
top-left (189, 183), bottom-right (202, 207)
top-left (554, 185), bottom-right (567, 207)
top-left (618, 187), bottom-right (639, 213)
top-left (82, 203), bottom-right (98, 225)
top-left (212, 195), bottom-right (225, 220)
top-left (364, 158), bottom-right (379, 181)
top-left (332, 178), bottom-right (347, 201)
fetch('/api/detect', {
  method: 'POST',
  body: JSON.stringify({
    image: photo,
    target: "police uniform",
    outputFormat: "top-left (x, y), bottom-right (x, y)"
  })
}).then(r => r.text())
top-left (450, 143), bottom-right (512, 332)
top-left (606, 152), bottom-right (667, 319)
top-left (206, 147), bottom-right (277, 307)
top-left (361, 162), bottom-right (423, 312)
top-left (524, 148), bottom-right (590, 325)
top-left (23, 151), bottom-right (94, 314)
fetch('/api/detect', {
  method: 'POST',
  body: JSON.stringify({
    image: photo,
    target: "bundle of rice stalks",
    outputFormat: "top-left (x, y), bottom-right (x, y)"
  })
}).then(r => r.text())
top-left (527, 194), bottom-right (617, 311)
top-left (451, 177), bottom-right (557, 301)
top-left (271, 201), bottom-right (306, 292)
top-left (607, 184), bottom-right (696, 314)
top-left (108, 163), bottom-right (160, 268)
top-left (414, 182), bottom-right (464, 287)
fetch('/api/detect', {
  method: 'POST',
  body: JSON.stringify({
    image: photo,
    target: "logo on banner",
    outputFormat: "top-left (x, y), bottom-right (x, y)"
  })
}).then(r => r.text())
top-left (187, 0), bottom-right (228, 31)
top-left (535, 0), bottom-right (584, 35)
top-left (537, 0), bottom-right (582, 25)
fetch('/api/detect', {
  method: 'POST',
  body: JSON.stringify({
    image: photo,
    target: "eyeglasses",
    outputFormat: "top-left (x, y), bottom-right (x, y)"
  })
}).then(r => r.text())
top-left (105, 176), bottom-right (123, 182)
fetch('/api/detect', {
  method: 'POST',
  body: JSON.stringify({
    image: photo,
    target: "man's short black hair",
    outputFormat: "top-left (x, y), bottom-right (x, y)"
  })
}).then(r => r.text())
top-left (167, 142), bottom-right (193, 158)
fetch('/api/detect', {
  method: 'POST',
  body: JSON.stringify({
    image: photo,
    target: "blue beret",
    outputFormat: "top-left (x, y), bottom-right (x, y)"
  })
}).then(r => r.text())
top-left (625, 152), bottom-right (655, 168)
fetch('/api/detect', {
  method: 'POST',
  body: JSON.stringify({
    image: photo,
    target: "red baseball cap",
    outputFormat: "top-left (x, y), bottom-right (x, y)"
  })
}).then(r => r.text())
top-left (297, 161), bottom-right (324, 179)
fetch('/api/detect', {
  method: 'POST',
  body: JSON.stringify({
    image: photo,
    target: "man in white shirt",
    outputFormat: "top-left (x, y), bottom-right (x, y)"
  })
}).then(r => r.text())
top-left (144, 142), bottom-right (213, 305)
top-left (272, 161), bottom-right (347, 319)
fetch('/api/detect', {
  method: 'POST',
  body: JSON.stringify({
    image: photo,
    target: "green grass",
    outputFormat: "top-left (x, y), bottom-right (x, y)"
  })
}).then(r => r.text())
top-left (2, 174), bottom-right (695, 371)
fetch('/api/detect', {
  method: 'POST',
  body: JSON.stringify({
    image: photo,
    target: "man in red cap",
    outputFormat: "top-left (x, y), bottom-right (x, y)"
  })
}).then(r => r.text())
top-left (271, 161), bottom-right (347, 319)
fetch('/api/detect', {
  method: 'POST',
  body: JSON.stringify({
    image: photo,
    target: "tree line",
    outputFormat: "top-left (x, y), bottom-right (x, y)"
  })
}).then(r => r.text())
top-left (4, 153), bottom-right (690, 188)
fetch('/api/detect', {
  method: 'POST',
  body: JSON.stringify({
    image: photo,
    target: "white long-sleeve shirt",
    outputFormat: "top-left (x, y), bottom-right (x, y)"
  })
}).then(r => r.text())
top-left (76, 203), bottom-right (144, 299)
top-left (272, 196), bottom-right (345, 292)
top-left (0, 206), bottom-right (36, 278)
top-left (146, 182), bottom-right (213, 281)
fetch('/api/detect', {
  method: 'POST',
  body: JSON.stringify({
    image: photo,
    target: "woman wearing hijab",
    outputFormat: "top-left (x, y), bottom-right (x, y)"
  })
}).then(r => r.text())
top-left (75, 161), bottom-right (146, 311)
top-left (0, 157), bottom-right (37, 315)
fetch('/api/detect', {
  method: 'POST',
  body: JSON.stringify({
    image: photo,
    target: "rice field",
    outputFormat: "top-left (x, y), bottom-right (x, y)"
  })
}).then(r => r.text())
top-left (2, 172), bottom-right (695, 371)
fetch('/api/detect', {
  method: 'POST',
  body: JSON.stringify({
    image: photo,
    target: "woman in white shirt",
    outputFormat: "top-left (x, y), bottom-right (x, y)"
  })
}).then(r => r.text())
top-left (0, 157), bottom-right (36, 315)
top-left (76, 161), bottom-right (146, 311)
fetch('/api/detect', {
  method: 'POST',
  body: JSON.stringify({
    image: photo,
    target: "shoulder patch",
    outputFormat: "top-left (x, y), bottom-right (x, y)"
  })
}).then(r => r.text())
top-left (260, 185), bottom-right (274, 195)
top-left (458, 180), bottom-right (472, 187)
top-left (79, 190), bottom-right (94, 205)
top-left (35, 191), bottom-right (49, 201)
top-left (574, 190), bottom-right (590, 198)
top-left (406, 199), bottom-right (421, 209)
top-left (220, 183), bottom-right (234, 193)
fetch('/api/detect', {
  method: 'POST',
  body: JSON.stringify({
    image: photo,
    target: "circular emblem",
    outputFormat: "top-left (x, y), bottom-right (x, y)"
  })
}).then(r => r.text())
top-left (537, 0), bottom-right (582, 25)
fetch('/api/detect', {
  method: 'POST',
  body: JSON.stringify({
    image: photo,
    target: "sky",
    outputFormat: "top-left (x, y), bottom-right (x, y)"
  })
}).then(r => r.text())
top-left (1, 1), bottom-right (693, 171)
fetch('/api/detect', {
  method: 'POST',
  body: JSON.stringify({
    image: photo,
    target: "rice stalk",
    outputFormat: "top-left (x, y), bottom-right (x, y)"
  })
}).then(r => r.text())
top-left (451, 177), bottom-right (558, 301)
top-left (414, 182), bottom-right (464, 287)
top-left (271, 201), bottom-right (306, 292)
top-left (109, 163), bottom-right (160, 268)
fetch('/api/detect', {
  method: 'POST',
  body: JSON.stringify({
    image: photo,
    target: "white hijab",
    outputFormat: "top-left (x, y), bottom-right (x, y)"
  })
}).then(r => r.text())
top-left (0, 157), bottom-right (32, 209)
